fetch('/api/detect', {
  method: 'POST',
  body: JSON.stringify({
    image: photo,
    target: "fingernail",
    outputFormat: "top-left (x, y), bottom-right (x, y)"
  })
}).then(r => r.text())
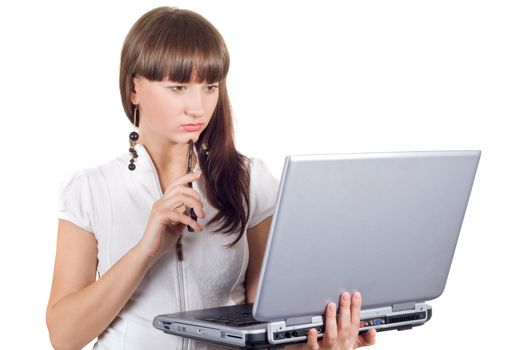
top-left (343, 292), bottom-right (350, 302)
top-left (329, 303), bottom-right (336, 312)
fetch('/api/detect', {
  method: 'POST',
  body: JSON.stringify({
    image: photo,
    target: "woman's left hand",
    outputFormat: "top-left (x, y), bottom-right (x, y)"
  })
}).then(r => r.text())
top-left (304, 291), bottom-right (376, 349)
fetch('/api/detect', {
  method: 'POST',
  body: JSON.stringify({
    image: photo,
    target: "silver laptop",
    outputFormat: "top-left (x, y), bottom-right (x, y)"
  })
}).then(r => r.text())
top-left (153, 150), bottom-right (481, 349)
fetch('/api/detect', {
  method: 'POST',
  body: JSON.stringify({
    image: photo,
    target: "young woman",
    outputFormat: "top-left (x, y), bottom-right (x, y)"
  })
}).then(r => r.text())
top-left (45, 7), bottom-right (376, 350)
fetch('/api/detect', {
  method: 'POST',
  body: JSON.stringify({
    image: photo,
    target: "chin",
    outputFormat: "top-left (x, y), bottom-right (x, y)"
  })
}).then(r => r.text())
top-left (172, 133), bottom-right (200, 144)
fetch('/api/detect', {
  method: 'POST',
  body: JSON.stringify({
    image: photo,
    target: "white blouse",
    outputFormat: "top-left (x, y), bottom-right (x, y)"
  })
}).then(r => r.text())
top-left (57, 143), bottom-right (279, 350)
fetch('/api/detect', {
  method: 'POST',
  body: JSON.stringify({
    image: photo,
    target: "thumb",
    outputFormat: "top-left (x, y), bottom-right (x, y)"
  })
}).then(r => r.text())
top-left (355, 328), bottom-right (377, 347)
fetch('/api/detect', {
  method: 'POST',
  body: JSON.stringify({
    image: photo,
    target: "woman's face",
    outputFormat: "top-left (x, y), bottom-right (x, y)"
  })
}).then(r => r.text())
top-left (131, 75), bottom-right (220, 144)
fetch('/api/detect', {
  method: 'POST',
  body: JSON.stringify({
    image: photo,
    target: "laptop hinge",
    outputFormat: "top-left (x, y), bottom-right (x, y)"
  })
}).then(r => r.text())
top-left (392, 302), bottom-right (416, 312)
top-left (285, 315), bottom-right (319, 327)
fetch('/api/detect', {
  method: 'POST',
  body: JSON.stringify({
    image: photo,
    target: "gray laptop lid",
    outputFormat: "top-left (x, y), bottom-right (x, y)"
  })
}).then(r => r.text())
top-left (253, 150), bottom-right (480, 321)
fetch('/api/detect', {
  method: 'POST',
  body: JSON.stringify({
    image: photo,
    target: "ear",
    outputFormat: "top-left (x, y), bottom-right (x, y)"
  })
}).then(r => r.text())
top-left (130, 76), bottom-right (141, 105)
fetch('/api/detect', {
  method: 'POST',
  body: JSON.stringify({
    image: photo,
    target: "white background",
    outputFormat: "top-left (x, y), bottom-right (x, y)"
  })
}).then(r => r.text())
top-left (0, 0), bottom-right (523, 349)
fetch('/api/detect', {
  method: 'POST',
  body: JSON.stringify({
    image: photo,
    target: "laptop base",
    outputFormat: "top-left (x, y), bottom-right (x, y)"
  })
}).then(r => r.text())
top-left (153, 303), bottom-right (432, 349)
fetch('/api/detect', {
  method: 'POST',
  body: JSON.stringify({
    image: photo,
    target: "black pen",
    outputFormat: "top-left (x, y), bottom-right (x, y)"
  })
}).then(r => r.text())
top-left (187, 140), bottom-right (198, 232)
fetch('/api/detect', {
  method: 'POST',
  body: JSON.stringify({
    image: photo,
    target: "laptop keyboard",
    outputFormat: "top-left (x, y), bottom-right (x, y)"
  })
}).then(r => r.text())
top-left (201, 312), bottom-right (262, 327)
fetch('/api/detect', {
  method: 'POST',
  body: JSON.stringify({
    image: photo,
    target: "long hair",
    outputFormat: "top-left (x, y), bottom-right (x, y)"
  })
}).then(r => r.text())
top-left (119, 7), bottom-right (250, 247)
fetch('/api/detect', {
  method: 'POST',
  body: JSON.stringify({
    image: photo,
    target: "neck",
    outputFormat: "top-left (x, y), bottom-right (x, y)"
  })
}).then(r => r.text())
top-left (139, 134), bottom-right (195, 177)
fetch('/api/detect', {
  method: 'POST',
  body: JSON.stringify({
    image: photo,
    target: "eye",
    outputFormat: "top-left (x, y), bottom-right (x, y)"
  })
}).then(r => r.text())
top-left (205, 84), bottom-right (219, 92)
top-left (169, 85), bottom-right (186, 92)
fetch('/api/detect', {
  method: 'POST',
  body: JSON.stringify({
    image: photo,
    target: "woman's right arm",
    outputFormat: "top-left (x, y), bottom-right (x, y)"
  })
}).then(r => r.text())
top-left (46, 172), bottom-right (205, 350)
top-left (45, 219), bottom-right (157, 350)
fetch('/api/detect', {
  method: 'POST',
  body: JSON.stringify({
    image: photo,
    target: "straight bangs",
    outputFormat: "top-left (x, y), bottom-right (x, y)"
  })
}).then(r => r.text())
top-left (132, 11), bottom-right (229, 84)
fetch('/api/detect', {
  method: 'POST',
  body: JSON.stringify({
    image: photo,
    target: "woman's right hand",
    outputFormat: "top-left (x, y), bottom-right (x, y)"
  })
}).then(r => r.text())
top-left (136, 172), bottom-right (206, 261)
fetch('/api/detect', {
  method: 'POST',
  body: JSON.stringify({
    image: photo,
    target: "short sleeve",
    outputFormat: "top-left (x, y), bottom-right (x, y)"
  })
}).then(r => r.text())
top-left (248, 158), bottom-right (280, 229)
top-left (57, 169), bottom-right (96, 233)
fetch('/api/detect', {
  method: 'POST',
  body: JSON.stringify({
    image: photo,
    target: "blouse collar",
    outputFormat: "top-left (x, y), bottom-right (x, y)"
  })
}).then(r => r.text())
top-left (132, 143), bottom-right (202, 196)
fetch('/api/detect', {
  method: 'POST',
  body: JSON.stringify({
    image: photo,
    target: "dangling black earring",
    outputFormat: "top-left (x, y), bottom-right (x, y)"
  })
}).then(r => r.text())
top-left (128, 105), bottom-right (139, 171)
top-left (200, 143), bottom-right (210, 158)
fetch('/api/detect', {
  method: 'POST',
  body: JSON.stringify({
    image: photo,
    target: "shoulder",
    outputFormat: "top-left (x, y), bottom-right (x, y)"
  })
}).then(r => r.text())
top-left (246, 157), bottom-right (279, 190)
top-left (57, 164), bottom-right (106, 214)
top-left (58, 167), bottom-right (95, 197)
top-left (58, 164), bottom-right (110, 195)
top-left (247, 157), bottom-right (276, 178)
top-left (57, 153), bottom-right (125, 233)
top-left (245, 157), bottom-right (280, 229)
top-left (57, 151), bottom-right (127, 209)
top-left (57, 168), bottom-right (97, 233)
top-left (59, 151), bottom-right (127, 189)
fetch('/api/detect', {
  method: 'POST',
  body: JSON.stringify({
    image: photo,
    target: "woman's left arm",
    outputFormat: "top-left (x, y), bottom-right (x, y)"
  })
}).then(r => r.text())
top-left (245, 216), bottom-right (272, 303)
top-left (244, 215), bottom-right (376, 349)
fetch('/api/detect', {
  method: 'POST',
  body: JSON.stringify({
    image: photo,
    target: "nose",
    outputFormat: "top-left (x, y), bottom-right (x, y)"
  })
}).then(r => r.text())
top-left (184, 87), bottom-right (206, 119)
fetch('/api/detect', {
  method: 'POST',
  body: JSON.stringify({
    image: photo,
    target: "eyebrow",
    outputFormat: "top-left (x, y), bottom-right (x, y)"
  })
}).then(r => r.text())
top-left (165, 80), bottom-right (219, 84)
top-left (165, 82), bottom-right (220, 87)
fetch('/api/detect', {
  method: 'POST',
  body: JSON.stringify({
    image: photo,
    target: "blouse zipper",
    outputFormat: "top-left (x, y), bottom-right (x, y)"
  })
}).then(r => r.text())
top-left (149, 154), bottom-right (188, 350)
top-left (178, 252), bottom-right (188, 350)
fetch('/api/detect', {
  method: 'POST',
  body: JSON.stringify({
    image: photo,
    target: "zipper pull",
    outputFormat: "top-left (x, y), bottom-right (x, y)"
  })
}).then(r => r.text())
top-left (176, 236), bottom-right (183, 261)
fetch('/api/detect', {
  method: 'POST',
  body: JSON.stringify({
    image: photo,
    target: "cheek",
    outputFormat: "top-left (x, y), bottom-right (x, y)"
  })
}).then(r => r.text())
top-left (141, 91), bottom-right (182, 126)
top-left (206, 95), bottom-right (220, 114)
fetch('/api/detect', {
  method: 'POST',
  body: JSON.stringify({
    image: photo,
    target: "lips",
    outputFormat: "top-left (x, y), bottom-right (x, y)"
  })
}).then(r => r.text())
top-left (182, 123), bottom-right (203, 132)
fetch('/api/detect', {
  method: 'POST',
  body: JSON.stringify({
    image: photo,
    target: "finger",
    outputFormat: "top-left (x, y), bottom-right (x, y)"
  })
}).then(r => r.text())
top-left (364, 327), bottom-right (376, 346)
top-left (323, 302), bottom-right (338, 347)
top-left (164, 186), bottom-right (205, 218)
top-left (171, 211), bottom-right (203, 232)
top-left (164, 178), bottom-right (203, 201)
top-left (178, 194), bottom-right (204, 217)
top-left (355, 328), bottom-right (377, 348)
top-left (168, 211), bottom-right (203, 232)
top-left (164, 193), bottom-right (205, 218)
top-left (337, 291), bottom-right (351, 338)
top-left (349, 291), bottom-right (362, 341)
top-left (306, 328), bottom-right (320, 350)
top-left (164, 172), bottom-right (202, 193)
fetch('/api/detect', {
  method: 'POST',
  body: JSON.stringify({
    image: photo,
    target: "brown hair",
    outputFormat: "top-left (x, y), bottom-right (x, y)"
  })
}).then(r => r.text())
top-left (120, 7), bottom-right (250, 247)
